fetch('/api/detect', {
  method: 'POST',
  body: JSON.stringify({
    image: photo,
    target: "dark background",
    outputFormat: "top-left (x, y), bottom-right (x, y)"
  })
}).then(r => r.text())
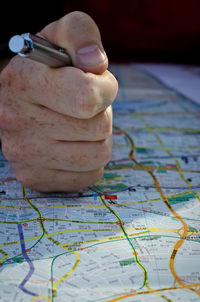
top-left (0, 2), bottom-right (63, 57)
top-left (1, 0), bottom-right (200, 64)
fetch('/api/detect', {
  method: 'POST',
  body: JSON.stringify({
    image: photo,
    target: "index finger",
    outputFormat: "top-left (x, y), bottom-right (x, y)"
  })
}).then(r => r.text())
top-left (2, 56), bottom-right (118, 119)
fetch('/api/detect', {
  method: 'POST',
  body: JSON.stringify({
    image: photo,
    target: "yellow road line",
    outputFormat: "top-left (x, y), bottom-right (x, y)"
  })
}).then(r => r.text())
top-left (22, 188), bottom-right (80, 301)
top-left (2, 227), bottom-right (198, 249)
top-left (31, 296), bottom-right (51, 302)
top-left (0, 248), bottom-right (9, 263)
top-left (46, 234), bottom-right (80, 299)
top-left (0, 191), bottom-right (198, 209)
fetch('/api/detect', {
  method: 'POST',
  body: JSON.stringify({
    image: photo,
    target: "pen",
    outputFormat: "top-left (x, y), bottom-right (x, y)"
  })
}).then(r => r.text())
top-left (8, 33), bottom-right (72, 68)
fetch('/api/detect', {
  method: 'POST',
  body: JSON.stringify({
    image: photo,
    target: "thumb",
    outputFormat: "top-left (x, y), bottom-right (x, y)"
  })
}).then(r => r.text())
top-left (39, 11), bottom-right (108, 74)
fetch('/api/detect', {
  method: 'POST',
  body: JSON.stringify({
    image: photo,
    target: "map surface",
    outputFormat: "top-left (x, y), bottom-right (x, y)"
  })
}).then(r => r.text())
top-left (0, 64), bottom-right (200, 302)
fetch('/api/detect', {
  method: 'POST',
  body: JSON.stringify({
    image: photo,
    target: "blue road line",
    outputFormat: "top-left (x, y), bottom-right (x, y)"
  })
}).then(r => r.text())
top-left (17, 223), bottom-right (38, 297)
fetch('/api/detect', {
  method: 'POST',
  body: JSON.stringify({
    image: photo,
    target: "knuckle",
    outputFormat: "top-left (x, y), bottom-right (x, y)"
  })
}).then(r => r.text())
top-left (96, 137), bottom-right (112, 165)
top-left (102, 71), bottom-right (119, 104)
top-left (111, 73), bottom-right (119, 98)
top-left (76, 81), bottom-right (99, 119)
top-left (96, 106), bottom-right (113, 138)
top-left (93, 167), bottom-right (104, 183)
top-left (97, 167), bottom-right (104, 180)
top-left (77, 98), bottom-right (98, 119)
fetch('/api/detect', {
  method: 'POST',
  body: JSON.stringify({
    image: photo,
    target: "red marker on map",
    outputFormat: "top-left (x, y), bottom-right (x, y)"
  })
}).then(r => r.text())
top-left (37, 217), bottom-right (46, 222)
top-left (116, 221), bottom-right (125, 226)
top-left (105, 195), bottom-right (117, 200)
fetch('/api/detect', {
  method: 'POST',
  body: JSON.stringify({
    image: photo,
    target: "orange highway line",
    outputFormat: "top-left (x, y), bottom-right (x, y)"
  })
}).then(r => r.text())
top-left (135, 116), bottom-right (200, 297)
top-left (106, 283), bottom-right (200, 302)
top-left (113, 126), bottom-right (171, 302)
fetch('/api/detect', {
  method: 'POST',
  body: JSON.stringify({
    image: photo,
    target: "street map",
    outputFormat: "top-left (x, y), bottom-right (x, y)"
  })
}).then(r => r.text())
top-left (0, 64), bottom-right (200, 302)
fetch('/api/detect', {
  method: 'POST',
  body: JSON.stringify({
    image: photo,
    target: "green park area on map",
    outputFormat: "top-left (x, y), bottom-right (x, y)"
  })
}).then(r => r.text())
top-left (0, 65), bottom-right (200, 302)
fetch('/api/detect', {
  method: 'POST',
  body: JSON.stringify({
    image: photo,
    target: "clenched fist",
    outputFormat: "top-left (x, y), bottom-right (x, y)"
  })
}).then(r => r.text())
top-left (0, 12), bottom-right (118, 192)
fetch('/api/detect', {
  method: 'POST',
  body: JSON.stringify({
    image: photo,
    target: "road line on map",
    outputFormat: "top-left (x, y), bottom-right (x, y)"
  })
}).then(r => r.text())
top-left (22, 188), bottom-right (81, 301)
top-left (0, 218), bottom-right (38, 224)
top-left (62, 231), bottom-right (148, 248)
top-left (17, 223), bottom-right (38, 297)
top-left (31, 296), bottom-right (51, 302)
top-left (23, 199), bottom-right (46, 234)
top-left (2, 222), bottom-right (198, 251)
top-left (0, 248), bottom-right (8, 263)
top-left (0, 227), bottom-right (179, 249)
top-left (125, 126), bottom-right (200, 133)
top-left (2, 191), bottom-right (198, 212)
top-left (1, 233), bottom-right (185, 267)
top-left (105, 164), bottom-right (200, 173)
top-left (136, 117), bottom-right (200, 203)
top-left (4, 231), bottom-right (195, 268)
top-left (95, 192), bottom-right (149, 289)
top-left (0, 190), bottom-right (198, 209)
top-left (47, 230), bottom-right (81, 300)
top-left (136, 115), bottom-right (200, 297)
top-left (22, 187), bottom-right (56, 301)
top-left (6, 224), bottom-right (200, 253)
top-left (138, 117), bottom-right (200, 227)
top-left (113, 125), bottom-right (181, 301)
top-left (131, 145), bottom-right (200, 150)
top-left (105, 283), bottom-right (200, 302)
top-left (4, 182), bottom-right (199, 300)
top-left (22, 194), bottom-right (46, 252)
top-left (50, 247), bottom-right (80, 300)
top-left (44, 218), bottom-right (117, 224)
top-left (48, 227), bottom-right (180, 238)
top-left (3, 226), bottom-right (199, 266)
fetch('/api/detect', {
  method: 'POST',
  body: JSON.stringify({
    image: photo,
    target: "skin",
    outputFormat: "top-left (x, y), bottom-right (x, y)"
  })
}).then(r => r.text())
top-left (0, 11), bottom-right (118, 192)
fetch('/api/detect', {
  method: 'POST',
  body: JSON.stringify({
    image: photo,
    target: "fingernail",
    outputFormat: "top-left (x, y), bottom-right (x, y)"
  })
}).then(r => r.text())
top-left (77, 44), bottom-right (106, 67)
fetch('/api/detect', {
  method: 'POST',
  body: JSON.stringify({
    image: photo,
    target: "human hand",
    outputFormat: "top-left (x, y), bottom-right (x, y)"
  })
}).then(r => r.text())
top-left (0, 12), bottom-right (118, 192)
